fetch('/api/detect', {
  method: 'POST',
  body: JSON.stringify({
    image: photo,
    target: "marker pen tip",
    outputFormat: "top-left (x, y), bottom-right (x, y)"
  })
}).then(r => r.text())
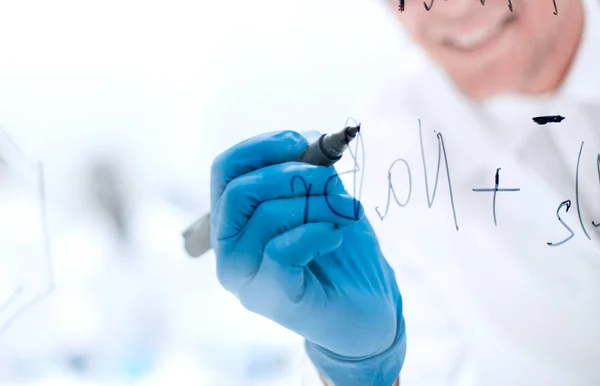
top-left (345, 124), bottom-right (360, 138)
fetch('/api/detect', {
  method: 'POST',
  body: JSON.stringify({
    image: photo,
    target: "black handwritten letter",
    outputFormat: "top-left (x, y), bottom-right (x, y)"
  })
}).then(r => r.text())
top-left (472, 167), bottom-right (521, 226)
top-left (480, 0), bottom-right (513, 11)
top-left (592, 154), bottom-right (600, 228)
top-left (574, 141), bottom-right (591, 239)
top-left (547, 200), bottom-right (575, 246)
top-left (418, 120), bottom-right (459, 231)
top-left (323, 123), bottom-right (365, 221)
top-left (532, 115), bottom-right (565, 124)
top-left (290, 175), bottom-right (312, 225)
top-left (424, 0), bottom-right (435, 11)
top-left (398, 0), bottom-right (405, 11)
top-left (375, 158), bottom-right (412, 220)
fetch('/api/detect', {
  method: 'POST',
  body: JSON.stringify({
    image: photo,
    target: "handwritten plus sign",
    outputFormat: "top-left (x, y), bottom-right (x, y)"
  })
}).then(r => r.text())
top-left (472, 168), bottom-right (521, 226)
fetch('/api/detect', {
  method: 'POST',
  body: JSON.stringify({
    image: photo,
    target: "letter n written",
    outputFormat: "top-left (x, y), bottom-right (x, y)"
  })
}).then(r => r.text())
top-left (418, 119), bottom-right (459, 230)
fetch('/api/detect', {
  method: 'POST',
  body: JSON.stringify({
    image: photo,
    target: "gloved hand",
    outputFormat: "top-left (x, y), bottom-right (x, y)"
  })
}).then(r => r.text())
top-left (210, 130), bottom-right (406, 386)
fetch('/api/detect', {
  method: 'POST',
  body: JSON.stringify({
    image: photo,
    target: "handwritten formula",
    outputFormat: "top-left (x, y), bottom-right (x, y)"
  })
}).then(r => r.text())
top-left (292, 116), bottom-right (600, 248)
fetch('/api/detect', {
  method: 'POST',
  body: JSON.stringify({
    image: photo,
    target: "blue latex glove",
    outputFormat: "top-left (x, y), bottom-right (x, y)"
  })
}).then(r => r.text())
top-left (210, 130), bottom-right (406, 386)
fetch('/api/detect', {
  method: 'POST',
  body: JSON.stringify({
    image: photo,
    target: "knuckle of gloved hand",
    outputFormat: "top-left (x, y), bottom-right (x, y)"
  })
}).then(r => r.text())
top-left (326, 193), bottom-right (365, 221)
top-left (273, 130), bottom-right (308, 147)
top-left (252, 201), bottom-right (290, 233)
top-left (256, 130), bottom-right (308, 157)
top-left (220, 175), bottom-right (252, 208)
top-left (237, 289), bottom-right (254, 311)
top-left (215, 260), bottom-right (236, 293)
top-left (381, 313), bottom-right (400, 351)
top-left (299, 130), bottom-right (322, 142)
top-left (238, 283), bottom-right (287, 321)
top-left (353, 197), bottom-right (366, 219)
top-left (237, 284), bottom-right (268, 315)
top-left (210, 150), bottom-right (230, 181)
top-left (350, 195), bottom-right (365, 218)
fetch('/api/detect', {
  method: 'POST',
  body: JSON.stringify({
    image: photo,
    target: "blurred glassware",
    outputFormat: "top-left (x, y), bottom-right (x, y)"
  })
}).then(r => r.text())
top-left (0, 127), bottom-right (54, 336)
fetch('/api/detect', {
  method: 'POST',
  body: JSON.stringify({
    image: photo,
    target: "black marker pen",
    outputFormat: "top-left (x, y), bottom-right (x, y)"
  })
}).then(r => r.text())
top-left (182, 124), bottom-right (361, 257)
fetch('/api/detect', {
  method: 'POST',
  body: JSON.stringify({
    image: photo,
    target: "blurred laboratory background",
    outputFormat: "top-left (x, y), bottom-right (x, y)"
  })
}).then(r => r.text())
top-left (0, 0), bottom-right (417, 384)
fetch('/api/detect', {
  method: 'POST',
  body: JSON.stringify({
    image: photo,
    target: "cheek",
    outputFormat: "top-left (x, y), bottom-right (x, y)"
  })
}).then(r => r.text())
top-left (509, 11), bottom-right (556, 66)
top-left (397, 13), bottom-right (431, 44)
top-left (508, 0), bottom-right (572, 52)
top-left (399, 20), bottom-right (446, 65)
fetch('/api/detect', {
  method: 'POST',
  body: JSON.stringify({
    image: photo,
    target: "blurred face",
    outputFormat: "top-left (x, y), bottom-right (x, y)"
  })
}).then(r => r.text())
top-left (392, 0), bottom-right (584, 100)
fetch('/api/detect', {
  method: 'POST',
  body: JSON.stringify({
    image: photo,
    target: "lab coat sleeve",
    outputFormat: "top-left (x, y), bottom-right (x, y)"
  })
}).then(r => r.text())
top-left (297, 266), bottom-right (469, 386)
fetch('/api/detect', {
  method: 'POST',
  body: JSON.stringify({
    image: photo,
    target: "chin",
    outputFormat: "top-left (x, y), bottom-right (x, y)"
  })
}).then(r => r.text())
top-left (452, 69), bottom-right (520, 101)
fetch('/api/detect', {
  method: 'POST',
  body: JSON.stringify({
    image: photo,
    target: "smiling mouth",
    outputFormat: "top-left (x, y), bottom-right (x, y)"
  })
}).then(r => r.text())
top-left (441, 14), bottom-right (517, 52)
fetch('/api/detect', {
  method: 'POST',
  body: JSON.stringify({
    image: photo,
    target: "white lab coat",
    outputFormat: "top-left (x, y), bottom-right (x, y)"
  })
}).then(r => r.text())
top-left (300, 0), bottom-right (600, 385)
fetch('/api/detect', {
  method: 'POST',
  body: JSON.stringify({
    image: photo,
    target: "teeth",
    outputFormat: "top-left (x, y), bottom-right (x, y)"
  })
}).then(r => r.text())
top-left (448, 23), bottom-right (502, 48)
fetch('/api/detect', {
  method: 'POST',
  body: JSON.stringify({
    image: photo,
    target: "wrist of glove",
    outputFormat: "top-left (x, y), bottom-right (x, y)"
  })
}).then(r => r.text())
top-left (306, 298), bottom-right (406, 386)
